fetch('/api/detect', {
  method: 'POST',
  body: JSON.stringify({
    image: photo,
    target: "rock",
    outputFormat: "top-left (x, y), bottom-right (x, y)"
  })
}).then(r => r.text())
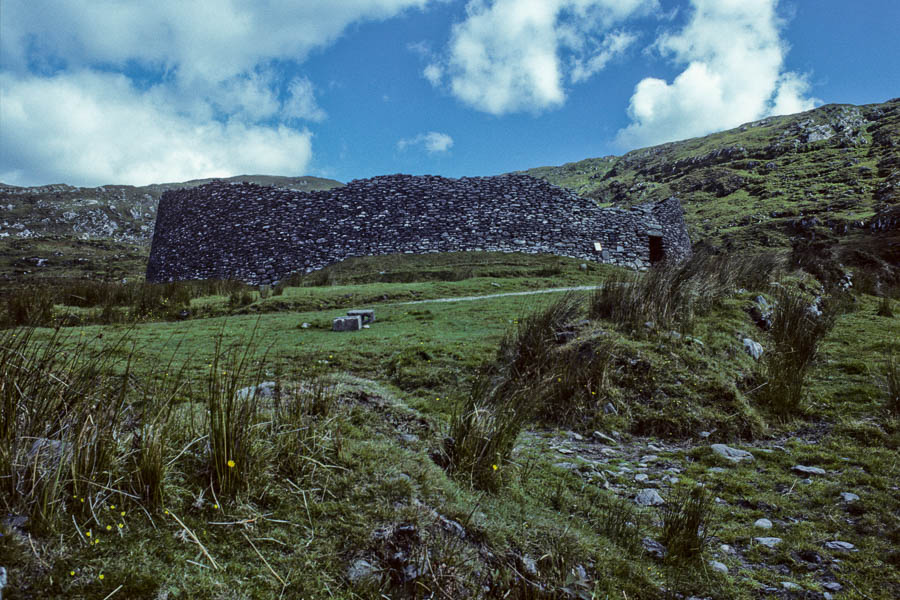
top-left (642, 537), bottom-right (667, 559)
top-left (792, 465), bottom-right (827, 476)
top-left (603, 402), bottom-right (618, 415)
top-left (553, 462), bottom-right (580, 471)
top-left (634, 474), bottom-right (649, 483)
top-left (579, 263), bottom-right (588, 271)
top-left (567, 431), bottom-right (584, 441)
top-left (557, 447), bottom-right (574, 455)
top-left (822, 582), bottom-right (842, 592)
top-left (347, 309), bottom-right (375, 324)
top-left (824, 541), bottom-right (855, 551)
top-left (635, 489), bottom-right (665, 506)
top-left (742, 338), bottom-right (764, 360)
top-left (754, 518), bottom-right (773, 530)
top-left (301, 322), bottom-right (310, 328)
top-left (711, 444), bottom-right (754, 462)
top-left (839, 492), bottom-right (859, 502)
top-left (520, 555), bottom-right (538, 576)
top-left (236, 381), bottom-right (276, 401)
top-left (592, 431), bottom-right (617, 445)
top-left (754, 537), bottom-right (782, 548)
top-left (347, 558), bottom-right (379, 583)
top-left (699, 431), bottom-right (711, 439)
top-left (709, 560), bottom-right (728, 574)
top-left (333, 315), bottom-right (362, 331)
top-left (781, 582), bottom-right (803, 591)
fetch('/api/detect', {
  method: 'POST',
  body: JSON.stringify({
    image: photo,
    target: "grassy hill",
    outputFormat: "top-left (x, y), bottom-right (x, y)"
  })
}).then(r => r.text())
top-left (2, 251), bottom-right (898, 599)
top-left (0, 175), bottom-right (342, 285)
top-left (520, 98), bottom-right (900, 290)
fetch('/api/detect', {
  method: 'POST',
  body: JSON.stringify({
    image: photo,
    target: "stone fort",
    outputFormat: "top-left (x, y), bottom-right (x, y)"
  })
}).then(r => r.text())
top-left (146, 174), bottom-right (692, 285)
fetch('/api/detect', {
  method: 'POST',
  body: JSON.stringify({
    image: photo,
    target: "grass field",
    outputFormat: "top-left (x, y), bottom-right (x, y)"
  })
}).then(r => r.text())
top-left (2, 251), bottom-right (899, 599)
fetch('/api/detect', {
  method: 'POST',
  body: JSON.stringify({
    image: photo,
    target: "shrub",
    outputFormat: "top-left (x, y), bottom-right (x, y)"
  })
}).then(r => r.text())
top-left (660, 485), bottom-right (715, 563)
top-left (757, 288), bottom-right (836, 416)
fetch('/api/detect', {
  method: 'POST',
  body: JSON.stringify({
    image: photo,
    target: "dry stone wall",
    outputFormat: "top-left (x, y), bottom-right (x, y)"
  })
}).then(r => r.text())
top-left (147, 174), bottom-right (691, 285)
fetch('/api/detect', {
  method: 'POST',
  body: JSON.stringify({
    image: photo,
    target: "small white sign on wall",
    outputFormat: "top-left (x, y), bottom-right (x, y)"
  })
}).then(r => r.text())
top-left (593, 242), bottom-right (603, 251)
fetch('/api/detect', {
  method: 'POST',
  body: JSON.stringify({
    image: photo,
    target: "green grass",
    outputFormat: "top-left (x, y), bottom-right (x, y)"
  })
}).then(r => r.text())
top-left (3, 252), bottom-right (900, 599)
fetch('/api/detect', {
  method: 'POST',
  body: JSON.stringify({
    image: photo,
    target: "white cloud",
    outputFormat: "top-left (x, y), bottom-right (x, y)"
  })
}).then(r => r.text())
top-left (1, 1), bottom-right (432, 84)
top-left (283, 77), bottom-right (327, 122)
top-left (616, 0), bottom-right (818, 148)
top-left (426, 0), bottom-right (655, 115)
top-left (0, 71), bottom-right (313, 187)
top-left (570, 30), bottom-right (637, 84)
top-left (0, 0), bottom-right (435, 185)
top-left (397, 132), bottom-right (454, 154)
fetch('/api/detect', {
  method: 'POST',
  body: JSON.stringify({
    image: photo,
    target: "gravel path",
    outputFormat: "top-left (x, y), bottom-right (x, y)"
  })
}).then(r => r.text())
top-left (395, 285), bottom-right (601, 306)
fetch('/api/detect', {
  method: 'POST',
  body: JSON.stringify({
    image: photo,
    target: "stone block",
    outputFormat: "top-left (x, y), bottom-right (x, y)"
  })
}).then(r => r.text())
top-left (333, 315), bottom-right (362, 331)
top-left (347, 309), bottom-right (375, 325)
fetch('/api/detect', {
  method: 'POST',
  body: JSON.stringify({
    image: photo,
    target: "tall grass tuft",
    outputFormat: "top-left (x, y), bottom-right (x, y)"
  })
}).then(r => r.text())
top-left (206, 329), bottom-right (265, 496)
top-left (590, 251), bottom-right (785, 331)
top-left (444, 295), bottom-right (582, 491)
top-left (0, 328), bottom-right (131, 532)
top-left (445, 379), bottom-right (534, 492)
top-left (757, 288), bottom-right (836, 416)
top-left (882, 352), bottom-right (900, 417)
top-left (660, 485), bottom-right (715, 563)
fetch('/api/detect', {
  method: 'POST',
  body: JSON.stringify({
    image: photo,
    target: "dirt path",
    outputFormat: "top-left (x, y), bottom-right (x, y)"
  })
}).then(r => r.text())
top-left (395, 285), bottom-right (601, 306)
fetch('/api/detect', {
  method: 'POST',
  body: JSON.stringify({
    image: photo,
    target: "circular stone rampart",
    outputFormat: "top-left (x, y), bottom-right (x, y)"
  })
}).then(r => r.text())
top-left (146, 173), bottom-right (691, 284)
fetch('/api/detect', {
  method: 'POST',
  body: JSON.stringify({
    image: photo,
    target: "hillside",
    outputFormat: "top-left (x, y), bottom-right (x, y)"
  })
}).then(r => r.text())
top-left (0, 175), bottom-right (342, 284)
top-left (521, 98), bottom-right (900, 288)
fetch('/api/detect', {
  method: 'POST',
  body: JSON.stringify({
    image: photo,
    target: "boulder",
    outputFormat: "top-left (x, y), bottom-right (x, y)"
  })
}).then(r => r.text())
top-left (333, 315), bottom-right (362, 331)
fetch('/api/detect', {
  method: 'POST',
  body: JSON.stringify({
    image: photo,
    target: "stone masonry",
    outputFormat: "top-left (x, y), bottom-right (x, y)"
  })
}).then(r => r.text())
top-left (146, 174), bottom-right (691, 285)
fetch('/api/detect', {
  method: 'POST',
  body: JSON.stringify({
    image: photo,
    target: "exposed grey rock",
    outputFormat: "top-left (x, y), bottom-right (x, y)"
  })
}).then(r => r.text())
top-left (333, 315), bottom-right (362, 331)
top-left (781, 582), bottom-right (803, 591)
top-left (754, 518), bottom-right (773, 530)
top-left (709, 560), bottom-right (728, 574)
top-left (742, 338), bottom-right (764, 360)
top-left (792, 465), bottom-right (827, 476)
top-left (823, 582), bottom-right (842, 592)
top-left (824, 541), bottom-right (855, 551)
top-left (520, 555), bottom-right (538, 576)
top-left (603, 402), bottom-right (618, 415)
top-left (642, 537), bottom-right (667, 559)
top-left (593, 431), bottom-right (618, 445)
top-left (347, 558), bottom-right (379, 583)
top-left (634, 473), bottom-right (649, 483)
top-left (635, 489), bottom-right (665, 506)
top-left (754, 537), bottom-right (782, 548)
top-left (347, 309), bottom-right (375, 324)
top-left (236, 381), bottom-right (276, 401)
top-left (839, 492), bottom-right (859, 502)
top-left (711, 444), bottom-right (754, 462)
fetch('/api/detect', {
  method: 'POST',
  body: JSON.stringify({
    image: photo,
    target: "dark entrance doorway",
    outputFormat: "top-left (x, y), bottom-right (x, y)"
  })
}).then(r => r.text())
top-left (649, 236), bottom-right (664, 264)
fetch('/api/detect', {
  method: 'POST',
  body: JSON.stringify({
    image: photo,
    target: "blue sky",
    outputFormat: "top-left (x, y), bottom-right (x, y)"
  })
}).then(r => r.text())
top-left (1, 0), bottom-right (897, 187)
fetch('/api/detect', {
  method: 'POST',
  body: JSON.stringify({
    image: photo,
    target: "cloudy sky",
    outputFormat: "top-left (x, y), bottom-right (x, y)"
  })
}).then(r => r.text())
top-left (1, 0), bottom-right (897, 187)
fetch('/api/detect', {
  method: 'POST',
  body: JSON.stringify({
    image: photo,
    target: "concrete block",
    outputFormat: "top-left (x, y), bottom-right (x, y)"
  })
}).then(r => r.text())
top-left (333, 315), bottom-right (362, 331)
top-left (347, 309), bottom-right (375, 325)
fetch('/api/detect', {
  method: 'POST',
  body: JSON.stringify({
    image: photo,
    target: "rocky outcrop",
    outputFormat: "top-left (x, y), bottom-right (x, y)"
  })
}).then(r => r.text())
top-left (147, 174), bottom-right (692, 285)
